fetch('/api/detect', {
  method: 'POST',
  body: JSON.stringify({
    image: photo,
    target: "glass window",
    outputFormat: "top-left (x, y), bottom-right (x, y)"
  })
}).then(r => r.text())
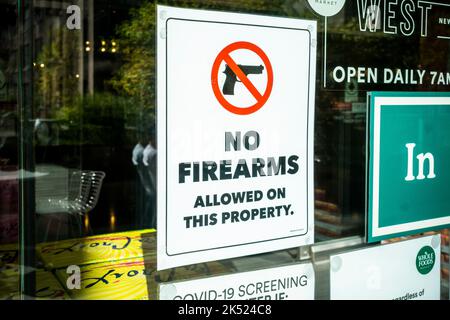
top-left (0, 0), bottom-right (448, 300)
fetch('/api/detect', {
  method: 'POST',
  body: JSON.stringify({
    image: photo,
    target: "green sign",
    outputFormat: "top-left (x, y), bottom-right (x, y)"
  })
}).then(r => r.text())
top-left (416, 246), bottom-right (435, 275)
top-left (367, 92), bottom-right (450, 243)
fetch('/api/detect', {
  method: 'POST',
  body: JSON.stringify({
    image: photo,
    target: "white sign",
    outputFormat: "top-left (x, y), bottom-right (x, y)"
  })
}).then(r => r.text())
top-left (159, 263), bottom-right (315, 300)
top-left (157, 6), bottom-right (316, 270)
top-left (330, 235), bottom-right (441, 300)
top-left (307, 0), bottom-right (346, 17)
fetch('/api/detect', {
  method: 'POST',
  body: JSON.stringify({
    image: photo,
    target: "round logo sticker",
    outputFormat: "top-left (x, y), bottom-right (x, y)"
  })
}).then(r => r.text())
top-left (307, 0), bottom-right (346, 17)
top-left (416, 246), bottom-right (435, 275)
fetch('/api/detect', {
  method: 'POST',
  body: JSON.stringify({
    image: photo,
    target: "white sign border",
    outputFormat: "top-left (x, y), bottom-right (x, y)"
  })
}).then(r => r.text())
top-left (330, 234), bottom-right (441, 300)
top-left (158, 261), bottom-right (315, 300)
top-left (371, 95), bottom-right (450, 238)
top-left (157, 5), bottom-right (317, 270)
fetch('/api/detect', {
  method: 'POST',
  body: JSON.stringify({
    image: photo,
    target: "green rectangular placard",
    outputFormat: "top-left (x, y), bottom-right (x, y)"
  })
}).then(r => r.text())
top-left (367, 92), bottom-right (450, 243)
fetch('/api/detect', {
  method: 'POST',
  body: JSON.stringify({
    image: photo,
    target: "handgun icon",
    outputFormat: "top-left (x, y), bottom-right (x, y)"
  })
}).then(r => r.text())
top-left (222, 64), bottom-right (264, 95)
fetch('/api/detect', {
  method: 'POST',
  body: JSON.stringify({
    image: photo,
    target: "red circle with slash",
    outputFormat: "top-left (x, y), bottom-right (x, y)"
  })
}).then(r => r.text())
top-left (211, 41), bottom-right (273, 116)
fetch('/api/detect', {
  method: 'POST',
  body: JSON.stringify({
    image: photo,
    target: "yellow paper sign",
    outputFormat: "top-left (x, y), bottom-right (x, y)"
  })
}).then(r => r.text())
top-left (56, 257), bottom-right (155, 300)
top-left (56, 257), bottom-right (234, 300)
top-left (37, 229), bottom-right (156, 269)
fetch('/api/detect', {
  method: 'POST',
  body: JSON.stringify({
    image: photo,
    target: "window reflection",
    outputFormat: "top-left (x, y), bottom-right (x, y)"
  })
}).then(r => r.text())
top-left (0, 0), bottom-right (447, 300)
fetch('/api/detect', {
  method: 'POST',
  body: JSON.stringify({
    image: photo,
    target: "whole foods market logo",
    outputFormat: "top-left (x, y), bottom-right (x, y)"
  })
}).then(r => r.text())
top-left (307, 0), bottom-right (346, 17)
top-left (416, 246), bottom-right (435, 275)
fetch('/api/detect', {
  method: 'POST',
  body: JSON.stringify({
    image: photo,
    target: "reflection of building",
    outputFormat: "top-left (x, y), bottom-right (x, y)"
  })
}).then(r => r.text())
top-left (0, 1), bottom-right (17, 105)
top-left (33, 0), bottom-right (87, 114)
top-left (1, 0), bottom-right (449, 301)
top-left (315, 194), bottom-right (363, 242)
top-left (0, 0), bottom-right (19, 246)
top-left (31, 0), bottom-right (139, 111)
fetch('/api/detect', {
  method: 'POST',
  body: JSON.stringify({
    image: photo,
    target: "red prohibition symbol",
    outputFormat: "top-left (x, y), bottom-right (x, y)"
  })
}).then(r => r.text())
top-left (211, 41), bottom-right (274, 116)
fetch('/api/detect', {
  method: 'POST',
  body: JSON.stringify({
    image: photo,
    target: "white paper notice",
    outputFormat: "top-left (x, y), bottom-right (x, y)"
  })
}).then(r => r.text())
top-left (160, 263), bottom-right (315, 300)
top-left (330, 235), bottom-right (441, 300)
top-left (157, 5), bottom-right (316, 270)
